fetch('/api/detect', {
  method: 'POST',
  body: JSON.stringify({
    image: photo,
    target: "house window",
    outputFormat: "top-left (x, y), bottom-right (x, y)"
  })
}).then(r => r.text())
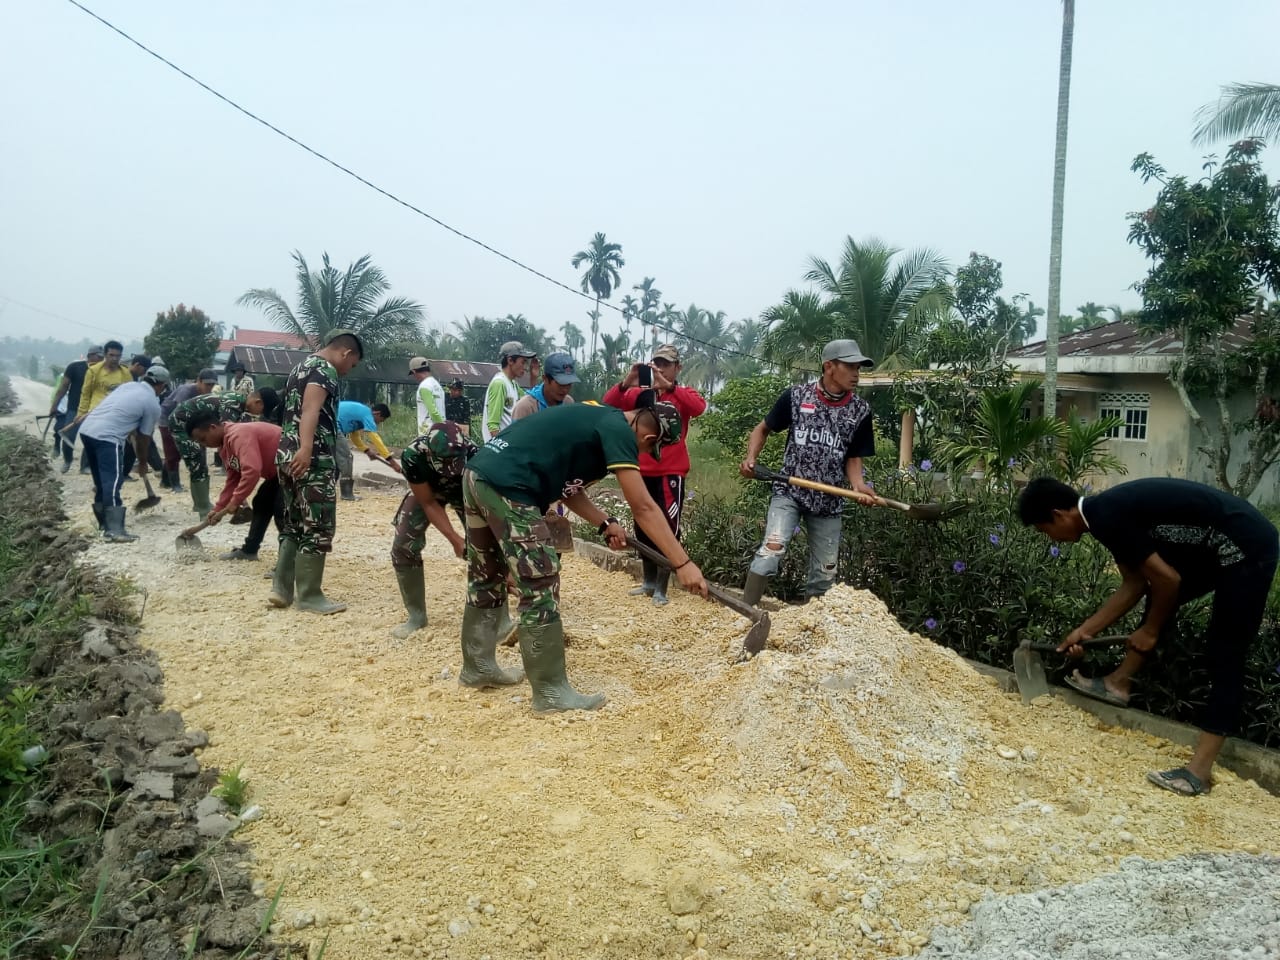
top-left (1097, 392), bottom-right (1150, 441)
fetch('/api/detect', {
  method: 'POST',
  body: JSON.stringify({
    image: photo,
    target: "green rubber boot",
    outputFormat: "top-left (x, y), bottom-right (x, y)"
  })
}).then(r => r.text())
top-left (494, 598), bottom-right (517, 647)
top-left (459, 604), bottom-right (525, 688)
top-left (743, 571), bottom-right (769, 607)
top-left (518, 617), bottom-right (606, 713)
top-left (190, 477), bottom-right (213, 515)
top-left (268, 538), bottom-right (298, 608)
top-left (102, 505), bottom-right (138, 543)
top-left (391, 566), bottom-right (428, 639)
top-left (294, 552), bottom-right (347, 615)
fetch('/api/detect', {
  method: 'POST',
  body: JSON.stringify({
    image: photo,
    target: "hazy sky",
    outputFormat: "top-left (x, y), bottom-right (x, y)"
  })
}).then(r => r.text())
top-left (2, 1), bottom-right (1278, 350)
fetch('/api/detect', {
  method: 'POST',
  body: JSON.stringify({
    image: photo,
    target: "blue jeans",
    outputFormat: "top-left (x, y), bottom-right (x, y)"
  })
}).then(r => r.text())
top-left (82, 435), bottom-right (126, 507)
top-left (749, 494), bottom-right (842, 597)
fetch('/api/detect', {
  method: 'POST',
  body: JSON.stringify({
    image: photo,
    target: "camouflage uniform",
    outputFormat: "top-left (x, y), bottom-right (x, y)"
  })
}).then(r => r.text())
top-left (462, 470), bottom-right (561, 624)
top-left (168, 392), bottom-right (247, 482)
top-left (391, 422), bottom-right (476, 570)
top-left (276, 356), bottom-right (339, 554)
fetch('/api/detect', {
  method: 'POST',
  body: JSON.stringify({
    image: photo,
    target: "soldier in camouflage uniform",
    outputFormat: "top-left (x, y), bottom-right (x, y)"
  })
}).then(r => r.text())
top-left (462, 400), bottom-right (707, 712)
top-left (168, 389), bottom-right (257, 511)
top-left (388, 421), bottom-right (476, 639)
top-left (269, 330), bottom-right (363, 615)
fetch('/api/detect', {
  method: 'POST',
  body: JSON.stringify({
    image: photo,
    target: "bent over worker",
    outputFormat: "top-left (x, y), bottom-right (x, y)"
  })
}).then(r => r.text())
top-left (389, 421), bottom-right (476, 639)
top-left (462, 400), bottom-right (708, 713)
top-left (188, 412), bottom-right (284, 563)
top-left (336, 400), bottom-right (400, 501)
top-left (1019, 476), bottom-right (1279, 798)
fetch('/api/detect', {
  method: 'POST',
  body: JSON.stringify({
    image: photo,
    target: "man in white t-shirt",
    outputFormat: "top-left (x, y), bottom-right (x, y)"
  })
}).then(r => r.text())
top-left (410, 356), bottom-right (445, 433)
top-left (481, 341), bottom-right (536, 442)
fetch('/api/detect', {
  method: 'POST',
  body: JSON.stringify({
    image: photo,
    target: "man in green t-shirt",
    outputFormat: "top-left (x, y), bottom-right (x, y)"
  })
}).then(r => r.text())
top-left (461, 400), bottom-right (709, 713)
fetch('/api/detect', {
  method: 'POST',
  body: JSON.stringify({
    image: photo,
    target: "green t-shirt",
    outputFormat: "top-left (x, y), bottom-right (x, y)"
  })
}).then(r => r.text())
top-left (467, 403), bottom-right (639, 511)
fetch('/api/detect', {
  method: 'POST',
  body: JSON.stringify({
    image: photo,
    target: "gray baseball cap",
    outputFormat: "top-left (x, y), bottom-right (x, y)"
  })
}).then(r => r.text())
top-left (821, 339), bottom-right (874, 367)
top-left (144, 364), bottom-right (172, 384)
top-left (499, 340), bottom-right (537, 361)
top-left (198, 368), bottom-right (218, 383)
top-left (542, 352), bottom-right (579, 385)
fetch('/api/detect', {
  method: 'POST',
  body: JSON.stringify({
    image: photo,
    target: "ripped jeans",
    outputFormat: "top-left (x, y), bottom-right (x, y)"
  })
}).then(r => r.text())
top-left (749, 494), bottom-right (842, 597)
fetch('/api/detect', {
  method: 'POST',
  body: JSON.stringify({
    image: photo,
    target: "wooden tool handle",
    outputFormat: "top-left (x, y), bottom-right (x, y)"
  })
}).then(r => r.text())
top-left (628, 537), bottom-right (762, 621)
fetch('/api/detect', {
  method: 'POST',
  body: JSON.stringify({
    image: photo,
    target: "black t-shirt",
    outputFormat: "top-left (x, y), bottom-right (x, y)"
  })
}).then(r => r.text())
top-left (63, 360), bottom-right (89, 411)
top-left (1084, 478), bottom-right (1278, 581)
top-left (764, 388), bottom-right (875, 459)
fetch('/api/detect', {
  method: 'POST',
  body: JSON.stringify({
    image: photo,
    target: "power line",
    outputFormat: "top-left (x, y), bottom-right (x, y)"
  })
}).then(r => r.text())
top-left (61, 0), bottom-right (798, 373)
top-left (0, 294), bottom-right (139, 340)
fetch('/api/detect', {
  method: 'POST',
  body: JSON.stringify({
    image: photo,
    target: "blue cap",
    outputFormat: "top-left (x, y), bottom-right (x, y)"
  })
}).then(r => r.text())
top-left (543, 352), bottom-right (580, 385)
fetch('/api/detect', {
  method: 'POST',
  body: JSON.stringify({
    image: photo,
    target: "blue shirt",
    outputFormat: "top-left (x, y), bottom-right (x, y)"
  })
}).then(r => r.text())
top-left (526, 383), bottom-right (549, 411)
top-left (337, 400), bottom-right (378, 435)
top-left (80, 380), bottom-right (162, 444)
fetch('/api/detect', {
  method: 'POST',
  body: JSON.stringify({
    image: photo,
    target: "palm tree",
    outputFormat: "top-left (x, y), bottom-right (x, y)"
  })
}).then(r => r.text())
top-left (633, 277), bottom-right (663, 358)
top-left (760, 290), bottom-right (836, 373)
top-left (237, 251), bottom-right (426, 351)
top-left (599, 331), bottom-right (629, 375)
top-left (724, 317), bottom-right (765, 379)
top-left (586, 310), bottom-right (601, 365)
top-left (571, 233), bottom-right (625, 361)
top-left (1044, 0), bottom-right (1075, 419)
top-left (561, 321), bottom-right (585, 362)
top-left (1192, 83), bottom-right (1280, 145)
top-left (673, 305), bottom-right (734, 393)
top-left (1076, 302), bottom-right (1105, 326)
top-left (936, 379), bottom-right (1068, 484)
top-left (770, 236), bottom-right (949, 371)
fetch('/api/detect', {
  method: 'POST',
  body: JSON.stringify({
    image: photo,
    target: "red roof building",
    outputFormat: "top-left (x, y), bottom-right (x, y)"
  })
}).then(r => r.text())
top-left (216, 326), bottom-right (310, 353)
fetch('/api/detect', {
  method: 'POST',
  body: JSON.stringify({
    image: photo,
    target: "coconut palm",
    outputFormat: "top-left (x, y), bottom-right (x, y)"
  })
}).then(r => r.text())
top-left (1193, 83), bottom-right (1280, 145)
top-left (1077, 302), bottom-right (1106, 326)
top-left (673, 305), bottom-right (734, 393)
top-left (1043, 0), bottom-right (1075, 419)
top-left (561, 321), bottom-right (585, 362)
top-left (237, 251), bottom-right (426, 351)
top-left (766, 237), bottom-right (949, 372)
top-left (571, 233), bottom-right (625, 360)
top-left (723, 317), bottom-right (765, 379)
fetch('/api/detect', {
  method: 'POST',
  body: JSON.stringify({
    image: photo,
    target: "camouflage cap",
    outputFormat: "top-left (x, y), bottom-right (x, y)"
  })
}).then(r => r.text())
top-left (639, 400), bottom-right (682, 461)
top-left (403, 421), bottom-right (477, 485)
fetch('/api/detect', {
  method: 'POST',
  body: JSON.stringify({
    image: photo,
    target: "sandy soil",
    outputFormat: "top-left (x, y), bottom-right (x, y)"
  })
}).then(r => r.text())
top-left (8, 376), bottom-right (1280, 960)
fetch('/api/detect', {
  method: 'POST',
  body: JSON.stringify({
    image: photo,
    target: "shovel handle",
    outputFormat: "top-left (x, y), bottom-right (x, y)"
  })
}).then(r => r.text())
top-left (179, 519), bottom-right (212, 539)
top-left (628, 536), bottom-right (762, 622)
top-left (1025, 635), bottom-right (1129, 653)
top-left (751, 463), bottom-right (866, 501)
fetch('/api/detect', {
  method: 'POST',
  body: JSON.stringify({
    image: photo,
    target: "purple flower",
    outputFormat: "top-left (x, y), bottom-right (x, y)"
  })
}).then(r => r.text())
top-left (1050, 545), bottom-right (1060, 558)
top-left (989, 534), bottom-right (1001, 545)
top-left (866, 480), bottom-right (875, 489)
top-left (952, 561), bottom-right (966, 573)
top-left (924, 618), bottom-right (938, 631)
top-left (793, 525), bottom-right (802, 535)
top-left (1007, 457), bottom-right (1017, 468)
top-left (995, 523), bottom-right (1006, 533)
top-left (920, 459), bottom-right (933, 472)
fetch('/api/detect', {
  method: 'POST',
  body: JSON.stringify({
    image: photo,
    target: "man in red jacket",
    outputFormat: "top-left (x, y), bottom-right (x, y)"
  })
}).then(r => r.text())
top-left (187, 413), bottom-right (284, 562)
top-left (602, 344), bottom-right (707, 605)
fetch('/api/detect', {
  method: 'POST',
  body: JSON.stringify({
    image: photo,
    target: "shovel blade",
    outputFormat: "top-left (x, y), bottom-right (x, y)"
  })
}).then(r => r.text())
top-left (135, 497), bottom-right (162, 512)
top-left (741, 612), bottom-right (772, 658)
top-left (905, 500), bottom-right (970, 522)
top-left (175, 533), bottom-right (203, 555)
top-left (1012, 646), bottom-right (1050, 704)
top-left (545, 514), bottom-right (575, 553)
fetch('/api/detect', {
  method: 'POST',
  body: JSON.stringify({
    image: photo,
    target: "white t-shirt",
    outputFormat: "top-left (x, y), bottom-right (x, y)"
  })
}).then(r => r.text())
top-left (481, 371), bottom-right (520, 442)
top-left (417, 375), bottom-right (446, 433)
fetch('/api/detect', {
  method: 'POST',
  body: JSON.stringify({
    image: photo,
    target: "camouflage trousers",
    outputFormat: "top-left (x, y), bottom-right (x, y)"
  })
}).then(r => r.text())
top-left (462, 471), bottom-right (559, 625)
top-left (280, 456), bottom-right (337, 554)
top-left (167, 415), bottom-right (208, 482)
top-left (390, 491), bottom-right (463, 570)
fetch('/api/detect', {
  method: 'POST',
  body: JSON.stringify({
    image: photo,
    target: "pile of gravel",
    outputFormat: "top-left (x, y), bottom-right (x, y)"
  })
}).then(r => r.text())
top-left (922, 852), bottom-right (1280, 959)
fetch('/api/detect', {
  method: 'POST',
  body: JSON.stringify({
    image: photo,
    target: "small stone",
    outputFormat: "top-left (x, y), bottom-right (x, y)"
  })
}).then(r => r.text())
top-left (1118, 830), bottom-right (1136, 844)
top-left (197, 814), bottom-right (238, 838)
top-left (333, 789), bottom-right (353, 807)
top-left (293, 910), bottom-right (315, 929)
top-left (239, 804), bottom-right (264, 823)
top-left (1020, 745), bottom-right (1039, 762)
top-left (131, 771), bottom-right (175, 800)
top-left (665, 868), bottom-right (705, 916)
top-left (995, 745), bottom-right (1018, 760)
top-left (447, 918), bottom-right (471, 937)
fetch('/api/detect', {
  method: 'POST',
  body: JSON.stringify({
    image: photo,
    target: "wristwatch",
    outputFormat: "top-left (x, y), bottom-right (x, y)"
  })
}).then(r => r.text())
top-left (598, 516), bottom-right (620, 535)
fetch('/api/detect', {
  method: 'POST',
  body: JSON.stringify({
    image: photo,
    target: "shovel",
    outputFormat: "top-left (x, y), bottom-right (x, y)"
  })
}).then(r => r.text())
top-left (628, 537), bottom-right (772, 659)
top-left (545, 512), bottom-right (575, 553)
top-left (175, 518), bottom-right (213, 557)
top-left (36, 415), bottom-right (54, 441)
top-left (1012, 634), bottom-right (1128, 704)
top-left (750, 464), bottom-right (968, 522)
top-left (134, 474), bottom-right (162, 512)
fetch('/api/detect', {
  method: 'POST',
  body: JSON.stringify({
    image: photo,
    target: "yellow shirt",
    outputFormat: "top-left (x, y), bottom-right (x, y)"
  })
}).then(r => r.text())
top-left (348, 429), bottom-right (391, 459)
top-left (77, 362), bottom-right (133, 416)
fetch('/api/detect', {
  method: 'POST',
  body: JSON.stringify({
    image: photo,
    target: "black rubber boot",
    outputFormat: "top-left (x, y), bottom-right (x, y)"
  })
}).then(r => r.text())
top-left (743, 571), bottom-right (769, 607)
top-left (459, 604), bottom-right (524, 687)
top-left (629, 557), bottom-right (657, 597)
top-left (268, 538), bottom-right (298, 608)
top-left (518, 617), bottom-right (605, 713)
top-left (91, 502), bottom-right (105, 531)
top-left (391, 567), bottom-right (428, 639)
top-left (339, 479), bottom-right (359, 501)
top-left (652, 567), bottom-right (672, 607)
top-left (102, 506), bottom-right (138, 543)
top-left (294, 552), bottom-right (347, 615)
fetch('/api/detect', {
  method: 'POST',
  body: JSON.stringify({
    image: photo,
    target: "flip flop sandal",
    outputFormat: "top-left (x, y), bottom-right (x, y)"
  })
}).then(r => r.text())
top-left (1065, 672), bottom-right (1130, 708)
top-left (1146, 766), bottom-right (1210, 797)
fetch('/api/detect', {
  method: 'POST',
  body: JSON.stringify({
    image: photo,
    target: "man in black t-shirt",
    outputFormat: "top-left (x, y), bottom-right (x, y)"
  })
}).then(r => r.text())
top-left (445, 379), bottom-right (471, 435)
top-left (738, 339), bottom-right (877, 606)
top-left (1019, 476), bottom-right (1279, 797)
top-left (49, 345), bottom-right (103, 473)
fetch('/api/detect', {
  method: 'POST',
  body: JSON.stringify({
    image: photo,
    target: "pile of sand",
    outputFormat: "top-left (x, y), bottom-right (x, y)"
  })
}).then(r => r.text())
top-left (47, 473), bottom-right (1280, 960)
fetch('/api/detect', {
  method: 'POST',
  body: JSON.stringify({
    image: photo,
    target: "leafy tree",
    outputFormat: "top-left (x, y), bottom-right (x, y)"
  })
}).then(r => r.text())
top-left (1193, 82), bottom-right (1280, 145)
top-left (571, 232), bottom-right (625, 360)
top-left (1044, 0), bottom-right (1076, 418)
top-left (1128, 140), bottom-right (1280, 497)
top-left (237, 251), bottom-right (425, 352)
top-left (144, 304), bottom-right (219, 381)
top-left (950, 252), bottom-right (1039, 353)
top-left (452, 315), bottom-right (554, 363)
top-left (698, 374), bottom-right (790, 454)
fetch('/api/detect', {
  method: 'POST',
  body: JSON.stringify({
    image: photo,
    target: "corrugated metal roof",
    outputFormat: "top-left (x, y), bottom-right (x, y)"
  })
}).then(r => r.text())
top-left (227, 347), bottom-right (534, 387)
top-left (1009, 317), bottom-right (1253, 358)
